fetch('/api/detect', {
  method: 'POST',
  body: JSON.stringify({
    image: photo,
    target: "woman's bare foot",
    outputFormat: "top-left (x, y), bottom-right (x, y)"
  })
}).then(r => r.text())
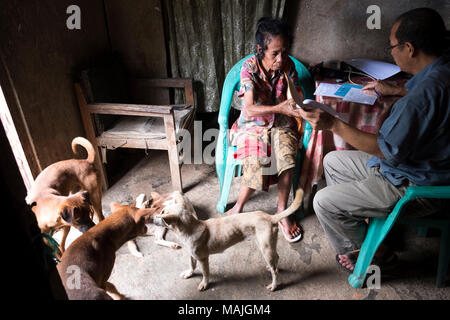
top-left (225, 186), bottom-right (255, 215)
top-left (225, 203), bottom-right (243, 215)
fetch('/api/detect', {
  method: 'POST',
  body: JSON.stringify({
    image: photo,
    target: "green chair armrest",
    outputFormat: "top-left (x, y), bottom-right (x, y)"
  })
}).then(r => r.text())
top-left (406, 186), bottom-right (450, 199)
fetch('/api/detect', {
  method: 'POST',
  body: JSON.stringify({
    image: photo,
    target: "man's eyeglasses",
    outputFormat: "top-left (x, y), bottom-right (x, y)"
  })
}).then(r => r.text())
top-left (384, 43), bottom-right (404, 54)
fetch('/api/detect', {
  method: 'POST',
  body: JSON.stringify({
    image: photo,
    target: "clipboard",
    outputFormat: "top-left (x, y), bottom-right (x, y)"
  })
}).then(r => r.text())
top-left (284, 72), bottom-right (348, 122)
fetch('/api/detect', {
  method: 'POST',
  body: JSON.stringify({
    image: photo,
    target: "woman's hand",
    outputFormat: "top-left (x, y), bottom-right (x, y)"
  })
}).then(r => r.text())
top-left (276, 98), bottom-right (303, 118)
top-left (362, 80), bottom-right (407, 97)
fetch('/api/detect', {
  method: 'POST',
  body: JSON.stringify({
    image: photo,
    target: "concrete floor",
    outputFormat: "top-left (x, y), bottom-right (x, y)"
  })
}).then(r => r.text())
top-left (64, 149), bottom-right (449, 300)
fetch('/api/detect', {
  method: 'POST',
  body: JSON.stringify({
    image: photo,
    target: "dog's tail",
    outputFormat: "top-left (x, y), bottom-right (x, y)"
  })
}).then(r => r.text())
top-left (72, 137), bottom-right (95, 164)
top-left (270, 188), bottom-right (304, 224)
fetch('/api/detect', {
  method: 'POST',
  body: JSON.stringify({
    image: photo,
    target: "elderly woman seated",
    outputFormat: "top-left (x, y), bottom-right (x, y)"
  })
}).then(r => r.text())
top-left (227, 17), bottom-right (305, 243)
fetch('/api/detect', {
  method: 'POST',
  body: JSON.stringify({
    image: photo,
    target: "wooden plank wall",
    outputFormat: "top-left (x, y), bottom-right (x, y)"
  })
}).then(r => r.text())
top-left (0, 0), bottom-right (169, 176)
top-left (0, 0), bottom-right (111, 173)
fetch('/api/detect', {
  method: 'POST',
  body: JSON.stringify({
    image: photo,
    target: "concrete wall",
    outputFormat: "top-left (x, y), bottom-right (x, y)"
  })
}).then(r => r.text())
top-left (285, 0), bottom-right (450, 65)
top-left (105, 0), bottom-right (167, 78)
top-left (104, 0), bottom-right (169, 105)
top-left (1, 0), bottom-right (448, 177)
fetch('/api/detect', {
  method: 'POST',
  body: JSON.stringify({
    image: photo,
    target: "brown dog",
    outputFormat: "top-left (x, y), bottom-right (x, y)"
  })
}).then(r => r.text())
top-left (26, 137), bottom-right (104, 254)
top-left (153, 188), bottom-right (304, 292)
top-left (57, 201), bottom-right (156, 300)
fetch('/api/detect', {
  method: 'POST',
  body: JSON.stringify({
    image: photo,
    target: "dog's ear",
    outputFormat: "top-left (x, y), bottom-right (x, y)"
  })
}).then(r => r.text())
top-left (150, 192), bottom-right (162, 202)
top-left (137, 208), bottom-right (158, 223)
top-left (29, 202), bottom-right (37, 213)
top-left (150, 212), bottom-right (177, 228)
top-left (80, 191), bottom-right (90, 203)
top-left (60, 207), bottom-right (74, 224)
top-left (160, 213), bottom-right (178, 228)
top-left (110, 202), bottom-right (121, 212)
top-left (134, 193), bottom-right (148, 208)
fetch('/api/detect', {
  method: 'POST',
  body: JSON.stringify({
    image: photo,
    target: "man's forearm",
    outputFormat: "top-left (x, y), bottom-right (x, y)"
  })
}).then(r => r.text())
top-left (332, 120), bottom-right (385, 158)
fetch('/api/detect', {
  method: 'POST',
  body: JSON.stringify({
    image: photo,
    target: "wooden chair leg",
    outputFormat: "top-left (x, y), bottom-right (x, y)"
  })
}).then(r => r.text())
top-left (95, 146), bottom-right (108, 191)
top-left (74, 83), bottom-right (108, 190)
top-left (164, 113), bottom-right (182, 192)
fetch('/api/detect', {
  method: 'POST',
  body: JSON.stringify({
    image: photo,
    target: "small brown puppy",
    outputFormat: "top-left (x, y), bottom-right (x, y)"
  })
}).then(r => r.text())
top-left (57, 202), bottom-right (156, 300)
top-left (153, 188), bottom-right (304, 292)
top-left (26, 137), bottom-right (104, 253)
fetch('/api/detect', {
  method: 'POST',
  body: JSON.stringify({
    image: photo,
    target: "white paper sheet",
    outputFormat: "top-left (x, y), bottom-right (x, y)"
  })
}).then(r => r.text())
top-left (342, 87), bottom-right (377, 105)
top-left (344, 58), bottom-right (401, 80)
top-left (302, 99), bottom-right (348, 123)
top-left (313, 83), bottom-right (342, 98)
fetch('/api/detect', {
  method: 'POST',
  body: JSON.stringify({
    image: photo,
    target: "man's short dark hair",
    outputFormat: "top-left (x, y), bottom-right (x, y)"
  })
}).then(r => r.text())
top-left (395, 8), bottom-right (449, 57)
top-left (255, 17), bottom-right (293, 60)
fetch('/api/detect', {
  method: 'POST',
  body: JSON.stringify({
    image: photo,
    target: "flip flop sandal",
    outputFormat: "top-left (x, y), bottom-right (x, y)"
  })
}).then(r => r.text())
top-left (279, 221), bottom-right (303, 243)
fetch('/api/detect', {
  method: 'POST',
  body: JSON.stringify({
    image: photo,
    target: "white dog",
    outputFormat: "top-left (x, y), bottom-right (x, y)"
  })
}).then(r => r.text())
top-left (152, 189), bottom-right (304, 291)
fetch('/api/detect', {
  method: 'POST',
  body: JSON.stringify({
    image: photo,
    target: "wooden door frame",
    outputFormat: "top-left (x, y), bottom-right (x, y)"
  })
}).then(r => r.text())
top-left (0, 50), bottom-right (40, 192)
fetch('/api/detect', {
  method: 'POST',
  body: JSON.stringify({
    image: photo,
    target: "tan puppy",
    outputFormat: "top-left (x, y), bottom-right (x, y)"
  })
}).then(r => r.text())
top-left (153, 188), bottom-right (304, 292)
top-left (26, 137), bottom-right (104, 254)
top-left (127, 192), bottom-right (181, 257)
top-left (57, 202), bottom-right (156, 300)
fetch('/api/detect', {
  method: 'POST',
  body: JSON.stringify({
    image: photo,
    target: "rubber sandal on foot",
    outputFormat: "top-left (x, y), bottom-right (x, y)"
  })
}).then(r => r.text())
top-left (279, 221), bottom-right (303, 243)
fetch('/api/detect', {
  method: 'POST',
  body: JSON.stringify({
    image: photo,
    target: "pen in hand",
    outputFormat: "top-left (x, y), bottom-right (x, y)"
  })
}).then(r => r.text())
top-left (373, 88), bottom-right (381, 98)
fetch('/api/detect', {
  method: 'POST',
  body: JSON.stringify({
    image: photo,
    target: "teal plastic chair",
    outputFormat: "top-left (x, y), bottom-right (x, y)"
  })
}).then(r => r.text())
top-left (348, 186), bottom-right (450, 288)
top-left (215, 54), bottom-right (315, 213)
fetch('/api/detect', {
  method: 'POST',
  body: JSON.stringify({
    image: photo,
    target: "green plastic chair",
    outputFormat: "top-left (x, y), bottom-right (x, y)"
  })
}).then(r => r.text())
top-left (348, 186), bottom-right (450, 288)
top-left (215, 54), bottom-right (315, 213)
